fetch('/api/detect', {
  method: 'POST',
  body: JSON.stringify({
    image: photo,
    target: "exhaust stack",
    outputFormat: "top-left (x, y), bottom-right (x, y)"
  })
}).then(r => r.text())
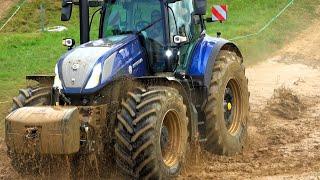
top-left (79, 0), bottom-right (90, 44)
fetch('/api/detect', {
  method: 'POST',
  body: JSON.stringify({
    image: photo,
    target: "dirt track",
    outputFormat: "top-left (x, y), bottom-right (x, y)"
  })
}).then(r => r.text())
top-left (181, 18), bottom-right (320, 179)
top-left (0, 9), bottom-right (320, 180)
top-left (0, 0), bottom-right (18, 20)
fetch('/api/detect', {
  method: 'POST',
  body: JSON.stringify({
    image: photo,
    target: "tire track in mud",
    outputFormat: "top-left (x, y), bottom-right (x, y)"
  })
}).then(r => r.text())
top-left (0, 137), bottom-right (18, 179)
top-left (182, 97), bottom-right (320, 179)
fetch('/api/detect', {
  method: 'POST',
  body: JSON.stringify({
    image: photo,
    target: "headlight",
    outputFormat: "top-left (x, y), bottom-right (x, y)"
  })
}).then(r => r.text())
top-left (85, 63), bottom-right (102, 89)
top-left (101, 53), bottom-right (117, 83)
top-left (53, 64), bottom-right (63, 90)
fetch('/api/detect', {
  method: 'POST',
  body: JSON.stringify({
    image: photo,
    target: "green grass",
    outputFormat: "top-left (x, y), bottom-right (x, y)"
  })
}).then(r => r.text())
top-left (0, 0), bottom-right (319, 132)
top-left (207, 0), bottom-right (319, 63)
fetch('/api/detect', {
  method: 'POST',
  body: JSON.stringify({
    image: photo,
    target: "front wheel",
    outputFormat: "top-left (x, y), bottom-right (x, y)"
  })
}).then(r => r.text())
top-left (115, 86), bottom-right (188, 179)
top-left (8, 86), bottom-right (51, 175)
top-left (205, 50), bottom-right (249, 155)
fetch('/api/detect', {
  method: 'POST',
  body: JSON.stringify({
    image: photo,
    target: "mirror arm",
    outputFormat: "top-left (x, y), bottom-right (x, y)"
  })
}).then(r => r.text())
top-left (89, 7), bottom-right (102, 33)
top-left (166, 5), bottom-right (178, 35)
top-left (205, 17), bottom-right (224, 23)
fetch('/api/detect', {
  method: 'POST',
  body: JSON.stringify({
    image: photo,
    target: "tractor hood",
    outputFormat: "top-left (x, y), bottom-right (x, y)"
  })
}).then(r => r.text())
top-left (55, 35), bottom-right (145, 94)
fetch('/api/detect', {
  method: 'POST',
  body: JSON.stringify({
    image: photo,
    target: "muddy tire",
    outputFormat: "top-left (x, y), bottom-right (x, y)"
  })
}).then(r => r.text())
top-left (11, 87), bottom-right (51, 111)
top-left (115, 86), bottom-right (188, 179)
top-left (204, 50), bottom-right (249, 155)
top-left (8, 87), bottom-right (51, 175)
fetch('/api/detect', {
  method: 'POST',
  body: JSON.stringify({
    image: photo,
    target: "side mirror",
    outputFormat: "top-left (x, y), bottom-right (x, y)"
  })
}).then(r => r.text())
top-left (61, 0), bottom-right (73, 21)
top-left (194, 0), bottom-right (207, 15)
top-left (192, 14), bottom-right (201, 25)
top-left (173, 35), bottom-right (188, 44)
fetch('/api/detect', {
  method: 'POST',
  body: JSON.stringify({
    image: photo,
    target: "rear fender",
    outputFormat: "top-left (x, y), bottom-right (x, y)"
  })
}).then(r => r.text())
top-left (188, 36), bottom-right (243, 88)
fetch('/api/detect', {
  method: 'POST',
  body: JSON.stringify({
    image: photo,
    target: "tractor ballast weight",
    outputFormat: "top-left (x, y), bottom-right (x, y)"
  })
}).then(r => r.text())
top-left (6, 0), bottom-right (249, 178)
top-left (6, 107), bottom-right (80, 154)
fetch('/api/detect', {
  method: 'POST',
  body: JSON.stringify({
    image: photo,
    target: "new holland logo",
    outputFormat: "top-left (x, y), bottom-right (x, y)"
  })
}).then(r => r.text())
top-left (72, 63), bottom-right (80, 70)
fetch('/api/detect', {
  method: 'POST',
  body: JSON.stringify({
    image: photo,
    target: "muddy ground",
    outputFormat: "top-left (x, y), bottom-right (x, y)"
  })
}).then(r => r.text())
top-left (180, 19), bottom-right (320, 179)
top-left (0, 0), bottom-right (18, 21)
top-left (0, 9), bottom-right (320, 180)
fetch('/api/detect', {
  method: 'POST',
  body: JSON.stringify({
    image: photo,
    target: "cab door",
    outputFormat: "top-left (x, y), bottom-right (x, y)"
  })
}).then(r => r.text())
top-left (167, 0), bottom-right (201, 72)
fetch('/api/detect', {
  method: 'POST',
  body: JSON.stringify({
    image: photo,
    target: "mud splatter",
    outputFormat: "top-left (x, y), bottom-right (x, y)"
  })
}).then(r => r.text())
top-left (266, 87), bottom-right (306, 120)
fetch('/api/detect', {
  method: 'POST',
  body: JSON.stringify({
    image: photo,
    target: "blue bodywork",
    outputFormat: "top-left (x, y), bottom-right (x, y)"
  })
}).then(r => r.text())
top-left (187, 35), bottom-right (237, 88)
top-left (57, 35), bottom-right (148, 94)
top-left (57, 34), bottom-right (236, 94)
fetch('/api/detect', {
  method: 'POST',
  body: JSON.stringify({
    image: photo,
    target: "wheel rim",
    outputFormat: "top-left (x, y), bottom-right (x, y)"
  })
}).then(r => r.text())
top-left (223, 79), bottom-right (242, 135)
top-left (161, 110), bottom-right (181, 168)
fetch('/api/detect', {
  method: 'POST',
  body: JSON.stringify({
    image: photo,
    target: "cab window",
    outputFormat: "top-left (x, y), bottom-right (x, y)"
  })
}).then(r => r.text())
top-left (168, 0), bottom-right (194, 43)
top-left (103, 0), bottom-right (165, 45)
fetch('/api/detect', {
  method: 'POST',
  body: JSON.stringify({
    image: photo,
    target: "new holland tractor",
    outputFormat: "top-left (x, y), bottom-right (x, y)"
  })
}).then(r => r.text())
top-left (5, 0), bottom-right (249, 178)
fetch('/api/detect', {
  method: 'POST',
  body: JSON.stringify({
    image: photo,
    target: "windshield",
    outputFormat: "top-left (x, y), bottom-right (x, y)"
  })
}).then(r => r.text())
top-left (103, 0), bottom-right (164, 45)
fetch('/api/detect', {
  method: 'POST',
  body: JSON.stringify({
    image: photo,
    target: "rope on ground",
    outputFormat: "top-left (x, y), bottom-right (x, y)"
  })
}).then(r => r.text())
top-left (0, 100), bottom-right (10, 104)
top-left (230, 0), bottom-right (295, 41)
top-left (0, 0), bottom-right (27, 32)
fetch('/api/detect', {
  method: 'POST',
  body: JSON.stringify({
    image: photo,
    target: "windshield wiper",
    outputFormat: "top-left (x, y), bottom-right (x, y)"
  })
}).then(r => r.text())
top-left (136, 17), bottom-right (164, 35)
top-left (112, 29), bottom-right (134, 35)
top-left (119, 30), bottom-right (134, 35)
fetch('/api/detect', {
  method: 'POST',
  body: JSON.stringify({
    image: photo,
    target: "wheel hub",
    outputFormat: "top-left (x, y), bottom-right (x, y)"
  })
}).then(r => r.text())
top-left (160, 126), bottom-right (169, 150)
top-left (223, 79), bottom-right (243, 135)
top-left (224, 85), bottom-right (234, 129)
top-left (161, 110), bottom-right (181, 168)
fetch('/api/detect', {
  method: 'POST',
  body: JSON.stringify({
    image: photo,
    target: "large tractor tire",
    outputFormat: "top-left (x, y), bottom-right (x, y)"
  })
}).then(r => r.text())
top-left (11, 87), bottom-right (51, 111)
top-left (115, 86), bottom-right (188, 179)
top-left (204, 50), bottom-right (249, 156)
top-left (8, 87), bottom-right (51, 175)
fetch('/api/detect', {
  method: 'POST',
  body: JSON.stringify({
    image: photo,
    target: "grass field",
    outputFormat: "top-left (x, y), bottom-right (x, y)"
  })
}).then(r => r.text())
top-left (0, 0), bottom-right (319, 131)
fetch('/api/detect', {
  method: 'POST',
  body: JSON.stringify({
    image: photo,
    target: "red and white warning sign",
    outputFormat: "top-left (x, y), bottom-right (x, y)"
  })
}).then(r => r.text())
top-left (211, 5), bottom-right (228, 21)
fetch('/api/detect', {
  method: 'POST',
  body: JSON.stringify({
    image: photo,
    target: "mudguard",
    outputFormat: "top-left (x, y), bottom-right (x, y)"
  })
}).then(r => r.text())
top-left (26, 75), bottom-right (55, 86)
top-left (187, 35), bottom-right (243, 88)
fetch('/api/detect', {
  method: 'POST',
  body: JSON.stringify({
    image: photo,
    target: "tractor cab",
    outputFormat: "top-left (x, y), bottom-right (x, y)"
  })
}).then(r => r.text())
top-left (101, 0), bottom-right (201, 73)
top-left (62, 0), bottom-right (207, 74)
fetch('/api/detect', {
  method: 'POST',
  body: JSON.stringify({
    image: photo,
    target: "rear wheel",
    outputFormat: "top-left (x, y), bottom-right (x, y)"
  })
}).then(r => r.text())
top-left (205, 50), bottom-right (249, 155)
top-left (115, 86), bottom-right (188, 179)
top-left (8, 87), bottom-right (51, 175)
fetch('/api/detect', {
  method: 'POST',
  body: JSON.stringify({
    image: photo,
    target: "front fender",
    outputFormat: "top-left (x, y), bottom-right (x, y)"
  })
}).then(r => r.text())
top-left (187, 35), bottom-right (243, 88)
top-left (26, 75), bottom-right (55, 86)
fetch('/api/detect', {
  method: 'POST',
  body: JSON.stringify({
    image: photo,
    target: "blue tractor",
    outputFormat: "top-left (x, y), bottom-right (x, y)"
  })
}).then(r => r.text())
top-left (5, 0), bottom-right (249, 179)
